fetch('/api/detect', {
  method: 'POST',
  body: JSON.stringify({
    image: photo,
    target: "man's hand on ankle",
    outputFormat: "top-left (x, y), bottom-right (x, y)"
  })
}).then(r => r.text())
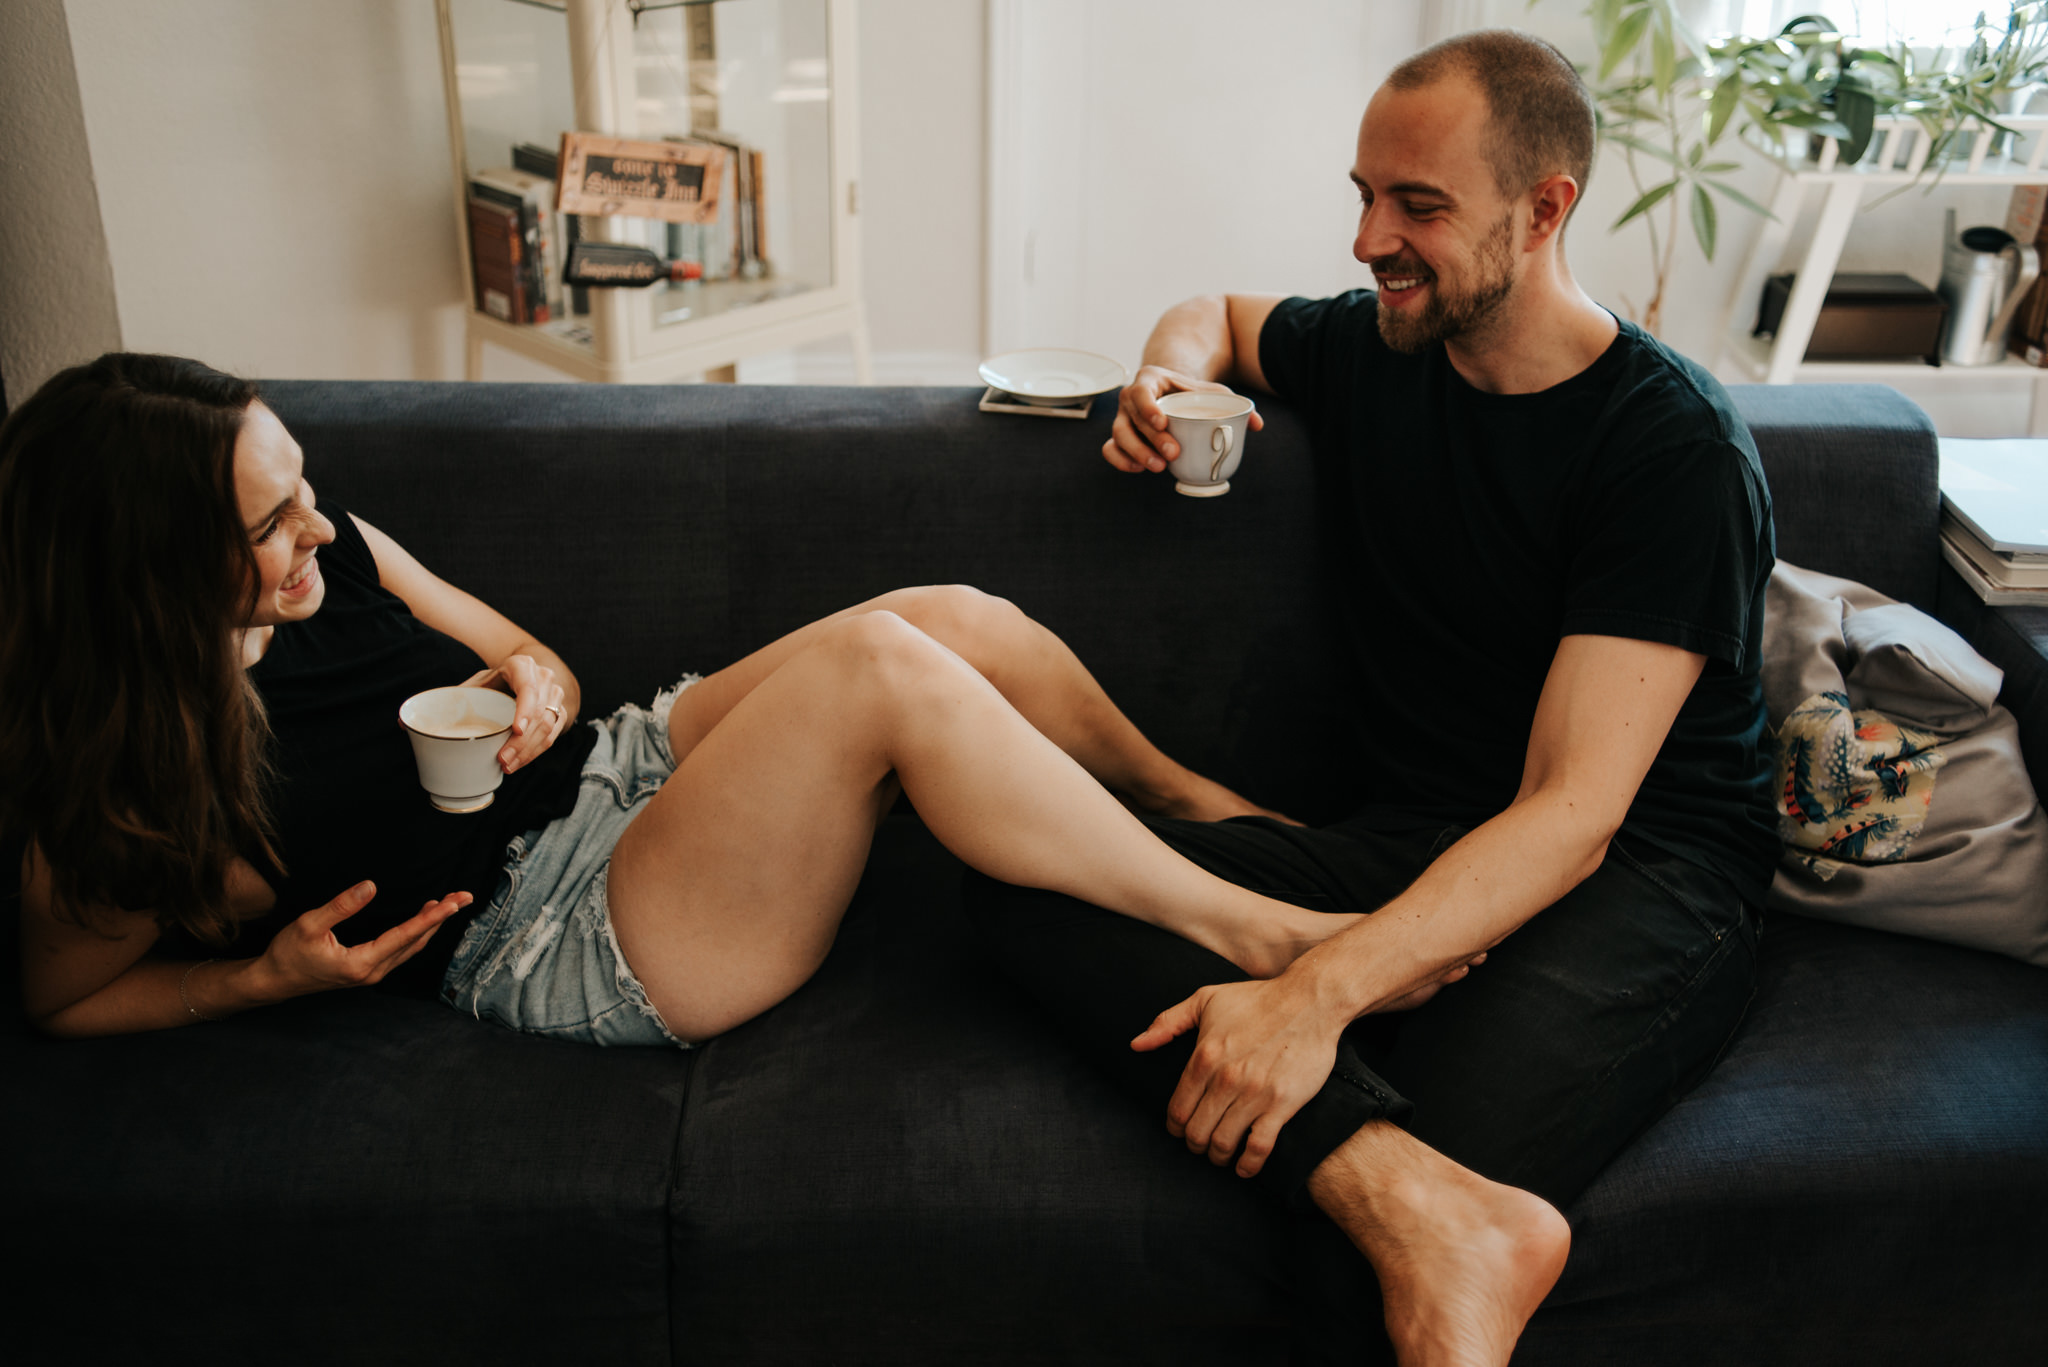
top-left (1131, 970), bottom-right (1353, 1178)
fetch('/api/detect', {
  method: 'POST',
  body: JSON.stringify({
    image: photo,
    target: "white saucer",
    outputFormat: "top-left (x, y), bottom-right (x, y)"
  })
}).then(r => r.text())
top-left (978, 348), bottom-right (1128, 405)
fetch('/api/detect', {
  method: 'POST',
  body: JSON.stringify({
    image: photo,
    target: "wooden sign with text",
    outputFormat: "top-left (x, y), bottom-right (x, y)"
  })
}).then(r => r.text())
top-left (555, 132), bottom-right (726, 224)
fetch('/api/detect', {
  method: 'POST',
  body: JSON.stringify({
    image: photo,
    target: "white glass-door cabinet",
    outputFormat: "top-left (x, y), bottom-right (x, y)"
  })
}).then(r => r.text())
top-left (435, 0), bottom-right (869, 382)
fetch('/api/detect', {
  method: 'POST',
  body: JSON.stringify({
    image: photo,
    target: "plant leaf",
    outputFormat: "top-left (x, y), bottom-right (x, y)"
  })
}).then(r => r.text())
top-left (1692, 183), bottom-right (1719, 259)
top-left (1614, 178), bottom-right (1680, 229)
top-left (1607, 131), bottom-right (1684, 165)
top-left (1705, 73), bottom-right (1743, 144)
top-left (1705, 178), bottom-right (1778, 219)
top-left (1602, 7), bottom-right (1655, 80)
top-left (1836, 85), bottom-right (1878, 163)
top-left (1652, 6), bottom-right (1677, 90)
top-left (1591, 0), bottom-right (1625, 43)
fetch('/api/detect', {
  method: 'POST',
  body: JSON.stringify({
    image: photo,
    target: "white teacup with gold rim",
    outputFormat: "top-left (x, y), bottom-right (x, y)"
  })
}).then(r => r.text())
top-left (399, 685), bottom-right (516, 812)
top-left (1159, 390), bottom-right (1254, 497)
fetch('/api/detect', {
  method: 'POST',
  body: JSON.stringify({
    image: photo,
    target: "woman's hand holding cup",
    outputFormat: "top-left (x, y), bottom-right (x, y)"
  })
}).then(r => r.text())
top-left (463, 654), bottom-right (568, 773)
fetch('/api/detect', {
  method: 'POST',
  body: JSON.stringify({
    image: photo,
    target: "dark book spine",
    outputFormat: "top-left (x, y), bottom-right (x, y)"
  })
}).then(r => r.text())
top-left (471, 180), bottom-right (547, 323)
top-left (512, 143), bottom-right (586, 315)
top-left (467, 197), bottom-right (527, 323)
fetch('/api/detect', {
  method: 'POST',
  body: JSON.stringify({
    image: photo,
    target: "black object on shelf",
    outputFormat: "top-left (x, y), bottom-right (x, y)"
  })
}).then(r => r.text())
top-left (562, 241), bottom-right (705, 288)
top-left (1755, 272), bottom-right (1950, 365)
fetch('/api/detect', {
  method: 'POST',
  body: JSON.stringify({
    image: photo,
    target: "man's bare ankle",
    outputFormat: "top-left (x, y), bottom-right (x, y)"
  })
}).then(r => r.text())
top-left (1306, 1124), bottom-right (1570, 1367)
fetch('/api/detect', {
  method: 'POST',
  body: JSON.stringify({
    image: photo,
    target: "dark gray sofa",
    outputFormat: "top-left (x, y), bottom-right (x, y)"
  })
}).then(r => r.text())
top-left (6, 380), bottom-right (2045, 1365)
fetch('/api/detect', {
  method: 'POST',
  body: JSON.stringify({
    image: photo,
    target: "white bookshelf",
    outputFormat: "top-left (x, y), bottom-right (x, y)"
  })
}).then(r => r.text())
top-left (1715, 113), bottom-right (2048, 432)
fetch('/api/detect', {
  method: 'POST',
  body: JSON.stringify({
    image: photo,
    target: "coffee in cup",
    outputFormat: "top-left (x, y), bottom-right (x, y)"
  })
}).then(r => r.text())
top-left (398, 685), bottom-right (517, 813)
top-left (1158, 391), bottom-right (1254, 497)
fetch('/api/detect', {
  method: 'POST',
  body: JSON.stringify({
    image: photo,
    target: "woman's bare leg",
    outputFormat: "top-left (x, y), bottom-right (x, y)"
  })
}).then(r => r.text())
top-left (664, 585), bottom-right (1285, 822)
top-left (608, 611), bottom-right (1351, 1042)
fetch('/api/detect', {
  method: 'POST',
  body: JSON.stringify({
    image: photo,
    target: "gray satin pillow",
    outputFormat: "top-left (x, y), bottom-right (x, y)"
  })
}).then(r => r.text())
top-left (1762, 561), bottom-right (2048, 966)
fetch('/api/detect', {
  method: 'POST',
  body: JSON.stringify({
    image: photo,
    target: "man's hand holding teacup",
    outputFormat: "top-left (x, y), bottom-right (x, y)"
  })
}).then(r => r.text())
top-left (1103, 365), bottom-right (1265, 474)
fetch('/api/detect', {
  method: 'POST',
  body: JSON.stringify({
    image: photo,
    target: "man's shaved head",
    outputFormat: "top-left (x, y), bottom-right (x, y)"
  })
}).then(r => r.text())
top-left (1385, 29), bottom-right (1595, 216)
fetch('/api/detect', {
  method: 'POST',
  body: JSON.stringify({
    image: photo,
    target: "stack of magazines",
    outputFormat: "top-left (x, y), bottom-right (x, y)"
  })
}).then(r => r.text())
top-left (1939, 438), bottom-right (2048, 605)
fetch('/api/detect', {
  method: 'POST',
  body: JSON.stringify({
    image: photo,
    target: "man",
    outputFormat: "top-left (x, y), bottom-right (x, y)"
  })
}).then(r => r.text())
top-left (966, 29), bottom-right (1780, 1367)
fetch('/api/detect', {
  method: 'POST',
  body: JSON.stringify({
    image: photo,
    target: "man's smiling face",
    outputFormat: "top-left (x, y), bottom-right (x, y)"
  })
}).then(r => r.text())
top-left (1351, 71), bottom-right (1524, 355)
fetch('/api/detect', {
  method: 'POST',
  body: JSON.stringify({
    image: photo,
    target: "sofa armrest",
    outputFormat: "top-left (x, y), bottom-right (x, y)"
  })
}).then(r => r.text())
top-left (1937, 564), bottom-right (2048, 800)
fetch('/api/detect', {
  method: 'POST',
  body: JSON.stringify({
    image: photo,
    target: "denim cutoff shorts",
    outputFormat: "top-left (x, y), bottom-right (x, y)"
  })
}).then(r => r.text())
top-left (439, 675), bottom-right (702, 1048)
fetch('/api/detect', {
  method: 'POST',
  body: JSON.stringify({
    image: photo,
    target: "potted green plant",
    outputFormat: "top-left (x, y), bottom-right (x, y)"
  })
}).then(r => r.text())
top-left (1560, 1), bottom-right (2046, 334)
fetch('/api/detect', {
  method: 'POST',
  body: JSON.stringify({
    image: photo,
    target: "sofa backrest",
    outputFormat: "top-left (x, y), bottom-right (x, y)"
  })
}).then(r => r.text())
top-left (259, 378), bottom-right (1942, 818)
top-left (1729, 383), bottom-right (1941, 612)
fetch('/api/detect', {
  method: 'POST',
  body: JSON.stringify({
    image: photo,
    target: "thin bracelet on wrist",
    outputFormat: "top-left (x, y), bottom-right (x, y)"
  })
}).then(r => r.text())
top-left (179, 959), bottom-right (223, 1022)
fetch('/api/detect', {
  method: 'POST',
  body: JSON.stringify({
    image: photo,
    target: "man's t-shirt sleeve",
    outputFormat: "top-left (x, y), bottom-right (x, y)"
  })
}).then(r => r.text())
top-left (1560, 433), bottom-right (1771, 672)
top-left (1258, 290), bottom-right (1376, 417)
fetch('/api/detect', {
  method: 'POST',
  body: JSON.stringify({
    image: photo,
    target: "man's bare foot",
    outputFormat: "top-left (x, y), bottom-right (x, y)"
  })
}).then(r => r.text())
top-left (1308, 1123), bottom-right (1569, 1367)
top-left (1127, 770), bottom-right (1304, 825)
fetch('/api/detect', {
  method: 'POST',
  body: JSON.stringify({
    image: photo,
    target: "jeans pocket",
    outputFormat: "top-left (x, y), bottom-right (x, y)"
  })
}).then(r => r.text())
top-left (1609, 838), bottom-right (1743, 944)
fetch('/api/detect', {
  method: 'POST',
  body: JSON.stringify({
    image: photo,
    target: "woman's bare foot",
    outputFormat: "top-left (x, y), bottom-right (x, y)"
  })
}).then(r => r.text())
top-left (1211, 906), bottom-right (1364, 979)
top-left (1309, 1124), bottom-right (1570, 1367)
top-left (1378, 954), bottom-right (1487, 1012)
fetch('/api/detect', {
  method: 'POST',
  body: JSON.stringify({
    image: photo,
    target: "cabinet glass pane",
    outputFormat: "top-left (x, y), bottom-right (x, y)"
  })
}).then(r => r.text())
top-left (627, 0), bottom-right (835, 331)
top-left (448, 0), bottom-right (576, 187)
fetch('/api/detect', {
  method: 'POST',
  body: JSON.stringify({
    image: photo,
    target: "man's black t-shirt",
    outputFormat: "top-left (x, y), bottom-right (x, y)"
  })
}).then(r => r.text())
top-left (1259, 290), bottom-right (1781, 903)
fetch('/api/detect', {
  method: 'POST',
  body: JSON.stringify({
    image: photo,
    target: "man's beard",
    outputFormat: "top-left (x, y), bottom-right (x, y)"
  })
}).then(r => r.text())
top-left (1374, 209), bottom-right (1517, 354)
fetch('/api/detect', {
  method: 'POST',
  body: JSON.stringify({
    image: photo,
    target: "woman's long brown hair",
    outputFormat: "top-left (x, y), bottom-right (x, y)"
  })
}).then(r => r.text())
top-left (0, 353), bottom-right (282, 944)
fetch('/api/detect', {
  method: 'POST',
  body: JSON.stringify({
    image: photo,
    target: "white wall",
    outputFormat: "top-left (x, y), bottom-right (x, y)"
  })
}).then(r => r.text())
top-left (985, 0), bottom-right (1425, 372)
top-left (850, 0), bottom-right (985, 379)
top-left (0, 0), bottom-right (125, 398)
top-left (63, 0), bottom-right (465, 384)
top-left (21, 0), bottom-right (987, 391)
top-left (7, 0), bottom-right (2036, 431)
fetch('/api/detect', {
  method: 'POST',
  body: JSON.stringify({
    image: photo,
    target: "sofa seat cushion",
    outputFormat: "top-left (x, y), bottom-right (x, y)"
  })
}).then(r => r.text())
top-left (6, 990), bottom-right (691, 1366)
top-left (1521, 914), bottom-right (2048, 1367)
top-left (668, 816), bottom-right (1317, 1366)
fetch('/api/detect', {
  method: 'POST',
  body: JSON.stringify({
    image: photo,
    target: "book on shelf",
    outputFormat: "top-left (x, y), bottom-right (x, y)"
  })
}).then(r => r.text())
top-left (2008, 186), bottom-right (2048, 365)
top-left (466, 195), bottom-right (529, 324)
top-left (513, 141), bottom-right (588, 316)
top-left (470, 168), bottom-right (554, 323)
top-left (669, 129), bottom-right (768, 279)
top-left (749, 147), bottom-right (768, 268)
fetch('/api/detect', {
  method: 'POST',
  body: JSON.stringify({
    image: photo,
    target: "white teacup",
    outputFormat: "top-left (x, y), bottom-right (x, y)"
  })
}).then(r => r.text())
top-left (1159, 391), bottom-right (1254, 497)
top-left (399, 686), bottom-right (517, 813)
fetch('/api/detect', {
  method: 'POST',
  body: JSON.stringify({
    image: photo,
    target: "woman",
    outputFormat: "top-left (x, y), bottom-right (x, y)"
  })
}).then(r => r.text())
top-left (6, 353), bottom-right (1426, 1046)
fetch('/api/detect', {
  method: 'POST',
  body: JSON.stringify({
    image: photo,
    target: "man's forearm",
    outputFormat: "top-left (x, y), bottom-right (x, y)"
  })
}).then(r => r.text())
top-left (1285, 793), bottom-right (1615, 1019)
top-left (1140, 295), bottom-right (1241, 381)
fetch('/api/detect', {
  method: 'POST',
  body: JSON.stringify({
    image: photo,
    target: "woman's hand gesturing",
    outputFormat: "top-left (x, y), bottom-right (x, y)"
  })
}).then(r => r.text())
top-left (250, 881), bottom-right (471, 1002)
top-left (464, 654), bottom-right (569, 773)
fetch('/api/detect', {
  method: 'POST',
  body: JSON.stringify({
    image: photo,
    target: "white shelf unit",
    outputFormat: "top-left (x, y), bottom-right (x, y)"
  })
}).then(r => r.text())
top-left (1716, 113), bottom-right (2048, 432)
top-left (434, 0), bottom-right (870, 384)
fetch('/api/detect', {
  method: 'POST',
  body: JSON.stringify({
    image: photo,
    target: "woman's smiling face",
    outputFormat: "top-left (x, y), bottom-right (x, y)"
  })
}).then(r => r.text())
top-left (234, 401), bottom-right (335, 629)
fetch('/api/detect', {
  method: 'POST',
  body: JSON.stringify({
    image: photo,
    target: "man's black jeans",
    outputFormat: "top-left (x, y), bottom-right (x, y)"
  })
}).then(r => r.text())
top-left (965, 811), bottom-right (1760, 1210)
